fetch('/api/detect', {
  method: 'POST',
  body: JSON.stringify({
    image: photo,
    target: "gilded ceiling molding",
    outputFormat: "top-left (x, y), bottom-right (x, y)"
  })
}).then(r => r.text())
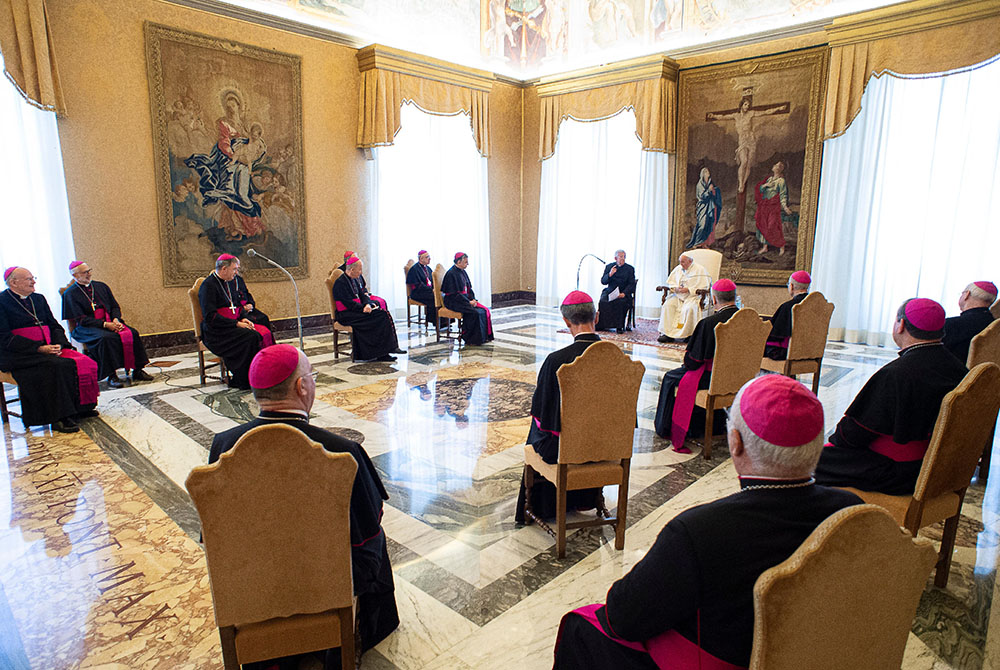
top-left (536, 54), bottom-right (678, 98)
top-left (823, 0), bottom-right (1000, 139)
top-left (356, 44), bottom-right (495, 92)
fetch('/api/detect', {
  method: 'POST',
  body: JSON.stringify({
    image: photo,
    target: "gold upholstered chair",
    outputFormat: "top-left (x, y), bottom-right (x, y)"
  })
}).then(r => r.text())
top-left (839, 362), bottom-right (1000, 587)
top-left (759, 291), bottom-right (834, 394)
top-left (968, 320), bottom-right (1000, 482)
top-left (188, 277), bottom-right (229, 386)
top-left (186, 424), bottom-right (359, 670)
top-left (750, 505), bottom-right (936, 670)
top-left (325, 268), bottom-right (354, 361)
top-left (0, 371), bottom-right (19, 424)
top-left (403, 259), bottom-right (428, 331)
top-left (432, 263), bottom-right (464, 343)
top-left (682, 308), bottom-right (771, 459)
top-left (521, 341), bottom-right (645, 558)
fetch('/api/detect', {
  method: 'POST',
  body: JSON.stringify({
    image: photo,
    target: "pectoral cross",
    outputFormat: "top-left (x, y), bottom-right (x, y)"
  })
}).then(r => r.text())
top-left (230, 305), bottom-right (238, 315)
top-left (90, 302), bottom-right (97, 312)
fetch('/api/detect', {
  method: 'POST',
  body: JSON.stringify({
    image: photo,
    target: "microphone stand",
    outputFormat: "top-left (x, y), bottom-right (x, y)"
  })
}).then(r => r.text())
top-left (247, 249), bottom-right (303, 351)
top-left (576, 253), bottom-right (606, 289)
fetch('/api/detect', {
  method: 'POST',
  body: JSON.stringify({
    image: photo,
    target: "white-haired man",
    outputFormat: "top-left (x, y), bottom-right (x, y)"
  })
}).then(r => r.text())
top-left (596, 249), bottom-right (636, 333)
top-left (553, 375), bottom-right (862, 670)
top-left (942, 280), bottom-right (996, 364)
top-left (658, 252), bottom-right (710, 343)
top-left (763, 270), bottom-right (811, 360)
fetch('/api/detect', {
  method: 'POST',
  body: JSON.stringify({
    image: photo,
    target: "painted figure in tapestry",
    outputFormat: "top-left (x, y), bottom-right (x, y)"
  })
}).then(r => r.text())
top-left (754, 160), bottom-right (793, 257)
top-left (687, 167), bottom-right (722, 249)
top-left (706, 91), bottom-right (789, 196)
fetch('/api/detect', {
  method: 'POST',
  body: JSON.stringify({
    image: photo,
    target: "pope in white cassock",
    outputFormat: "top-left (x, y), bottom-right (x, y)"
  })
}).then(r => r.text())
top-left (658, 252), bottom-right (711, 342)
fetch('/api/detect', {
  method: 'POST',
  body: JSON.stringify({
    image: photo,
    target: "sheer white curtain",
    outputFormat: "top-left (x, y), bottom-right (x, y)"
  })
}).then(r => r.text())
top-left (813, 56), bottom-right (1000, 346)
top-left (367, 102), bottom-right (491, 318)
top-left (0, 64), bottom-right (75, 300)
top-left (536, 110), bottom-right (671, 317)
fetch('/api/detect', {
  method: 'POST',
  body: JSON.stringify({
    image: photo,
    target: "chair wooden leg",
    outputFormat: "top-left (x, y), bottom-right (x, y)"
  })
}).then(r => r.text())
top-left (0, 383), bottom-right (8, 424)
top-left (198, 350), bottom-right (207, 386)
top-left (615, 459), bottom-right (631, 551)
top-left (556, 464), bottom-right (567, 559)
top-left (978, 418), bottom-right (997, 483)
top-left (435, 316), bottom-right (442, 343)
top-left (811, 361), bottom-right (821, 395)
top-left (935, 512), bottom-right (961, 588)
top-left (521, 464), bottom-right (534, 524)
top-left (703, 396), bottom-right (715, 460)
top-left (407, 304), bottom-right (413, 328)
top-left (350, 333), bottom-right (356, 362)
top-left (334, 330), bottom-right (341, 360)
top-left (338, 606), bottom-right (355, 670)
top-left (218, 626), bottom-right (239, 670)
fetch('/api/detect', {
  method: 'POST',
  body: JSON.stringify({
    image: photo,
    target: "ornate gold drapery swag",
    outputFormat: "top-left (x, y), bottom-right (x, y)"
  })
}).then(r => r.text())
top-left (0, 0), bottom-right (65, 115)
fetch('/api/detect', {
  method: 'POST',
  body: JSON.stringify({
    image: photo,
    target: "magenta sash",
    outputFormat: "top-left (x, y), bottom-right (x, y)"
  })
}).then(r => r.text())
top-left (372, 295), bottom-right (388, 311)
top-left (765, 337), bottom-right (789, 349)
top-left (335, 297), bottom-right (362, 312)
top-left (671, 360), bottom-right (713, 450)
top-left (253, 324), bottom-right (275, 347)
top-left (93, 308), bottom-right (136, 371)
top-left (215, 306), bottom-right (240, 320)
top-left (532, 415), bottom-right (559, 436)
top-left (480, 305), bottom-right (493, 335)
top-left (869, 434), bottom-right (930, 462)
top-left (563, 605), bottom-right (746, 670)
top-left (12, 325), bottom-right (99, 405)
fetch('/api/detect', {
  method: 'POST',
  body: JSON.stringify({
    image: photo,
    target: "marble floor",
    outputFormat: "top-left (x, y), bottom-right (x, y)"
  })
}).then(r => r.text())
top-left (1, 305), bottom-right (997, 669)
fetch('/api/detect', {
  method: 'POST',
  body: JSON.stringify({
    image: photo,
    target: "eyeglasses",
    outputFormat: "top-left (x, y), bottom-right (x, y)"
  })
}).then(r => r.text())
top-left (307, 370), bottom-right (319, 380)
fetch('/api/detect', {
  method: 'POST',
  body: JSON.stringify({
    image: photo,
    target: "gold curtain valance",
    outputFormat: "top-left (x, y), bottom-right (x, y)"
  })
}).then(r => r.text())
top-left (0, 0), bottom-right (64, 114)
top-left (536, 55), bottom-right (678, 161)
top-left (356, 44), bottom-right (494, 157)
top-left (824, 0), bottom-right (1000, 139)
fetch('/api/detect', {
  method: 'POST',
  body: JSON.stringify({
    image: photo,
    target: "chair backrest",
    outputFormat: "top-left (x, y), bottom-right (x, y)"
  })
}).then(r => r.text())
top-left (58, 282), bottom-right (78, 331)
top-left (404, 259), bottom-right (415, 298)
top-left (683, 249), bottom-right (722, 282)
top-left (750, 504), bottom-right (936, 670)
top-left (325, 268), bottom-right (343, 322)
top-left (967, 319), bottom-right (1000, 369)
top-left (912, 362), bottom-right (1000, 503)
top-left (186, 424), bottom-right (358, 628)
top-left (189, 277), bottom-right (207, 338)
top-left (557, 341), bottom-right (645, 464)
top-left (432, 263), bottom-right (447, 309)
top-left (707, 308), bottom-right (771, 396)
top-left (786, 291), bottom-right (835, 361)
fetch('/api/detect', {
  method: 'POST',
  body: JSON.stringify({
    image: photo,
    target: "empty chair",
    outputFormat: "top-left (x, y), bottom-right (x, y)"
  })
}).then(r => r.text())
top-left (760, 291), bottom-right (835, 394)
top-left (325, 268), bottom-right (354, 361)
top-left (188, 277), bottom-right (228, 386)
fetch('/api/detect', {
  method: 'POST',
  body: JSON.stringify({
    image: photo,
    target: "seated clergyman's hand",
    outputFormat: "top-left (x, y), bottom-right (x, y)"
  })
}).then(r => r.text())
top-left (237, 319), bottom-right (255, 330)
top-left (363, 305), bottom-right (373, 313)
top-left (38, 344), bottom-right (61, 355)
top-left (245, 304), bottom-right (254, 312)
top-left (470, 300), bottom-right (479, 307)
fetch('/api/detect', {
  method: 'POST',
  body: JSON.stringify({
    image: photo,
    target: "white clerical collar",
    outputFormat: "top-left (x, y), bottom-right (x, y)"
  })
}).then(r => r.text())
top-left (75, 280), bottom-right (91, 287)
top-left (8, 288), bottom-right (30, 299)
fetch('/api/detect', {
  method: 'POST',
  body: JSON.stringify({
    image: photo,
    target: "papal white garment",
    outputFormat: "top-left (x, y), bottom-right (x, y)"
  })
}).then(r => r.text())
top-left (659, 261), bottom-right (711, 338)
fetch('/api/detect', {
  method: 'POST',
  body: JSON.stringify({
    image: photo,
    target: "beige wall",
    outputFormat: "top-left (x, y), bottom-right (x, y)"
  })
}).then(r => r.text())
top-left (487, 81), bottom-right (524, 294)
top-left (520, 85), bottom-right (542, 292)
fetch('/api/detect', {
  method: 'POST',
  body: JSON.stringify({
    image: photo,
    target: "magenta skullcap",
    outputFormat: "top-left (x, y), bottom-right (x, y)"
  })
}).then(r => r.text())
top-left (904, 298), bottom-right (945, 331)
top-left (713, 279), bottom-right (736, 292)
top-left (973, 281), bottom-right (997, 296)
top-left (562, 290), bottom-right (593, 306)
top-left (69, 260), bottom-right (85, 271)
top-left (3, 267), bottom-right (19, 281)
top-left (790, 271), bottom-right (811, 284)
top-left (249, 344), bottom-right (302, 389)
top-left (454, 252), bottom-right (467, 261)
top-left (418, 249), bottom-right (428, 256)
top-left (345, 256), bottom-right (360, 266)
top-left (343, 250), bottom-right (355, 259)
top-left (739, 375), bottom-right (824, 447)
top-left (217, 253), bottom-right (237, 262)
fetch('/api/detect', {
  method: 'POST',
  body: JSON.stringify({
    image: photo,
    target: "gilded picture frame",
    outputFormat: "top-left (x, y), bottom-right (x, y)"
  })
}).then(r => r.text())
top-left (671, 47), bottom-right (827, 285)
top-left (145, 23), bottom-right (308, 287)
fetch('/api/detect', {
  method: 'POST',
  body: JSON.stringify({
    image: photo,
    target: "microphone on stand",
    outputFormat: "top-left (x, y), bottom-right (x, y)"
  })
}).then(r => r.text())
top-left (576, 253), bottom-right (606, 289)
top-left (247, 248), bottom-right (304, 351)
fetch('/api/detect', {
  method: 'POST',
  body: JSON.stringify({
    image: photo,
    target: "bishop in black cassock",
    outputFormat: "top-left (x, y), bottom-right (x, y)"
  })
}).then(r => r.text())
top-left (515, 290), bottom-right (602, 523)
top-left (595, 250), bottom-right (635, 333)
top-left (333, 257), bottom-right (404, 362)
top-left (0, 266), bottom-right (99, 432)
top-left (61, 261), bottom-right (151, 387)
top-left (209, 345), bottom-right (398, 669)
top-left (338, 250), bottom-right (388, 311)
top-left (554, 375), bottom-right (861, 670)
top-left (405, 250), bottom-right (437, 325)
top-left (654, 280), bottom-right (739, 452)
top-left (442, 252), bottom-right (493, 345)
top-left (763, 270), bottom-right (811, 361)
top-left (815, 298), bottom-right (968, 495)
top-left (942, 280), bottom-right (996, 365)
top-left (199, 255), bottom-right (273, 390)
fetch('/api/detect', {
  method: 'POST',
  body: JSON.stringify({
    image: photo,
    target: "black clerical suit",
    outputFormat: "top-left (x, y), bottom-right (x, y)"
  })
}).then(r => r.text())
top-left (596, 262), bottom-right (635, 332)
top-left (199, 273), bottom-right (269, 390)
top-left (515, 333), bottom-right (602, 523)
top-left (442, 265), bottom-right (493, 345)
top-left (815, 342), bottom-right (967, 494)
top-left (210, 411), bottom-right (399, 663)
top-left (763, 292), bottom-right (807, 360)
top-left (654, 305), bottom-right (738, 443)
top-left (553, 481), bottom-right (862, 669)
top-left (61, 281), bottom-right (150, 379)
top-left (405, 262), bottom-right (437, 324)
top-left (229, 274), bottom-right (273, 331)
top-left (943, 306), bottom-right (994, 365)
top-left (0, 289), bottom-right (98, 426)
top-left (332, 273), bottom-right (399, 360)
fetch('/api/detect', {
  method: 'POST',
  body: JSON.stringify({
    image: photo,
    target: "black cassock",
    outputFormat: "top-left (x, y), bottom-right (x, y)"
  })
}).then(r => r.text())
top-left (332, 273), bottom-right (399, 360)
top-left (595, 262), bottom-right (635, 332)
top-left (199, 273), bottom-right (268, 390)
top-left (815, 342), bottom-right (967, 494)
top-left (61, 281), bottom-right (150, 378)
top-left (763, 292), bottom-right (807, 360)
top-left (0, 289), bottom-right (97, 426)
top-left (653, 306), bottom-right (738, 442)
top-left (405, 262), bottom-right (437, 324)
top-left (229, 274), bottom-right (273, 331)
top-left (943, 306), bottom-right (994, 365)
top-left (515, 333), bottom-right (602, 523)
top-left (441, 265), bottom-right (493, 345)
top-left (553, 482), bottom-right (861, 669)
top-left (210, 411), bottom-right (399, 668)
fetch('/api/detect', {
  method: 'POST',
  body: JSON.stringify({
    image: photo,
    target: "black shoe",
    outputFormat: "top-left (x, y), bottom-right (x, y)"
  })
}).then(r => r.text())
top-left (107, 374), bottom-right (124, 388)
top-left (657, 334), bottom-right (671, 343)
top-left (391, 348), bottom-right (407, 355)
top-left (52, 418), bottom-right (79, 433)
top-left (376, 354), bottom-right (397, 362)
top-left (132, 369), bottom-right (154, 382)
top-left (76, 409), bottom-right (99, 419)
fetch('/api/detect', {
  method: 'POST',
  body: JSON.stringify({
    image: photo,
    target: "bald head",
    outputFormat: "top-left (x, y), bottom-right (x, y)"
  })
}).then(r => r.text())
top-left (5, 268), bottom-right (35, 295)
